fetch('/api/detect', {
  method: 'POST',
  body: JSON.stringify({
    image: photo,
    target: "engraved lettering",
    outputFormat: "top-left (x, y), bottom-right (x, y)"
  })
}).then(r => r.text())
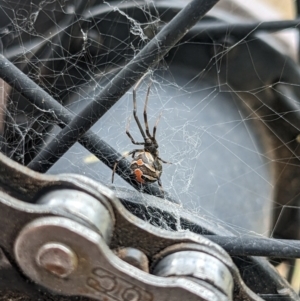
top-left (86, 267), bottom-right (153, 301)
top-left (122, 288), bottom-right (141, 301)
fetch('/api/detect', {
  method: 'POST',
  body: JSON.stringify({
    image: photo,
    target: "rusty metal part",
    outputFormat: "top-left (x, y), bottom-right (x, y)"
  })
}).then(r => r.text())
top-left (36, 242), bottom-right (78, 278)
top-left (14, 216), bottom-right (229, 301)
top-left (0, 151), bottom-right (265, 301)
top-left (116, 247), bottom-right (149, 273)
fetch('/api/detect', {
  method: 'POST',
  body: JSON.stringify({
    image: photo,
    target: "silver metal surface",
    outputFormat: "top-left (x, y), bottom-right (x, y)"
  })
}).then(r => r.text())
top-left (0, 152), bottom-right (287, 301)
top-left (0, 151), bottom-right (116, 257)
top-left (36, 243), bottom-right (78, 278)
top-left (152, 242), bottom-right (264, 301)
top-left (154, 251), bottom-right (233, 299)
top-left (37, 189), bottom-right (113, 242)
top-left (116, 247), bottom-right (149, 272)
top-left (14, 216), bottom-right (228, 301)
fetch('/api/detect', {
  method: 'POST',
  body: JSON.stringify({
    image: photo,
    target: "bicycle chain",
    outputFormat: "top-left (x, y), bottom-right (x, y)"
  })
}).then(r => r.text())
top-left (0, 151), bottom-right (268, 301)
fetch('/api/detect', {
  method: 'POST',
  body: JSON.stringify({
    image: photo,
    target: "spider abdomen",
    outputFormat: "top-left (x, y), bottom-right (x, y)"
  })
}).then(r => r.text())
top-left (131, 151), bottom-right (162, 184)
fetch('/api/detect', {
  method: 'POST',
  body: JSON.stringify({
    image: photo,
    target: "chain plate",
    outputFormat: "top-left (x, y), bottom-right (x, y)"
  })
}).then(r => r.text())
top-left (0, 152), bottom-right (294, 301)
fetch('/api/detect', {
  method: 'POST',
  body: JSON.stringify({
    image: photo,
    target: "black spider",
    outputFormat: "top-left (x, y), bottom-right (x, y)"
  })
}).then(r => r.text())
top-left (112, 80), bottom-right (170, 189)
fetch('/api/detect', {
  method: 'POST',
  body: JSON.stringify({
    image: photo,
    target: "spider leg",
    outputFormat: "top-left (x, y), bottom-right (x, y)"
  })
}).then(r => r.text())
top-left (157, 178), bottom-right (165, 195)
top-left (112, 149), bottom-right (141, 183)
top-left (133, 80), bottom-right (147, 140)
top-left (153, 111), bottom-right (162, 139)
top-left (158, 156), bottom-right (172, 164)
top-left (143, 82), bottom-right (153, 139)
top-left (126, 116), bottom-right (144, 145)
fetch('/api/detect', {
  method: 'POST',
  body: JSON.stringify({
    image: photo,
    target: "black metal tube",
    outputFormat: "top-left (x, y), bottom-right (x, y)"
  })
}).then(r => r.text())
top-left (0, 55), bottom-right (180, 202)
top-left (27, 0), bottom-right (220, 173)
top-left (6, 18), bottom-right (300, 61)
top-left (189, 18), bottom-right (300, 39)
top-left (204, 235), bottom-right (300, 258)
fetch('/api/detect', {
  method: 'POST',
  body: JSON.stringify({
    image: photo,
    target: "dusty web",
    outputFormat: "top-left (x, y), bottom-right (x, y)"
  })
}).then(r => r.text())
top-left (1, 0), bottom-right (300, 286)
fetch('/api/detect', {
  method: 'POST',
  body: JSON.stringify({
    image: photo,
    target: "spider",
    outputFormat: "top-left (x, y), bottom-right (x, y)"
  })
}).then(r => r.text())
top-left (112, 80), bottom-right (169, 190)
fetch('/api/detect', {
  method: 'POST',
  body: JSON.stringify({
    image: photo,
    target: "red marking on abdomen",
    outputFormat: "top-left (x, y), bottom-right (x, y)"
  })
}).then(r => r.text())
top-left (134, 169), bottom-right (145, 183)
top-left (136, 159), bottom-right (144, 166)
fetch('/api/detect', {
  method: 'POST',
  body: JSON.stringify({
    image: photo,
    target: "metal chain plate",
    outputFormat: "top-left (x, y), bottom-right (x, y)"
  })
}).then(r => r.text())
top-left (0, 151), bottom-right (294, 301)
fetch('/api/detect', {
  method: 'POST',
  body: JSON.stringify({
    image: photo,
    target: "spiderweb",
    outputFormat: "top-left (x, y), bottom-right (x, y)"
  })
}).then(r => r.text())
top-left (0, 0), bottom-right (300, 292)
